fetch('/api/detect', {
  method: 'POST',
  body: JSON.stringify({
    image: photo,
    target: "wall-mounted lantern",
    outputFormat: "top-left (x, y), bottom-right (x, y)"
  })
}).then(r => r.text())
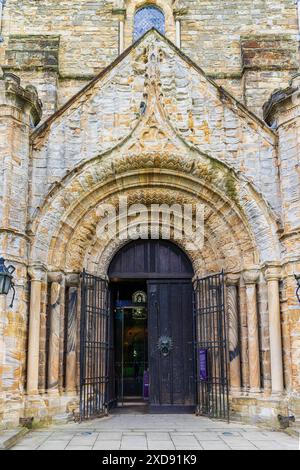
top-left (0, 257), bottom-right (16, 307)
top-left (295, 274), bottom-right (300, 304)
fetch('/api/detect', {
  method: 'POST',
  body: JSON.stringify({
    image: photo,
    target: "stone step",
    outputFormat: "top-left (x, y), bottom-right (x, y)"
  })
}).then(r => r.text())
top-left (285, 420), bottom-right (300, 439)
top-left (0, 427), bottom-right (29, 450)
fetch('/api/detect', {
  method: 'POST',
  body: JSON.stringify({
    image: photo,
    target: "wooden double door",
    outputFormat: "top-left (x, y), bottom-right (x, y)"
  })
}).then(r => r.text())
top-left (108, 239), bottom-right (196, 411)
top-left (80, 240), bottom-right (229, 420)
top-left (147, 280), bottom-right (195, 411)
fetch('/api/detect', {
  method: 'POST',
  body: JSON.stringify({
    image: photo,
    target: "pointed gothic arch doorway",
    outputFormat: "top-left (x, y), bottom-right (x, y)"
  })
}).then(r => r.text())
top-left (79, 240), bottom-right (229, 420)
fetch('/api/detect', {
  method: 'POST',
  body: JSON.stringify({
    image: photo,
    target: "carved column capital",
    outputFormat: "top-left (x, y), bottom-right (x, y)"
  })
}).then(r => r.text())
top-left (173, 1), bottom-right (188, 18)
top-left (48, 272), bottom-right (64, 283)
top-left (65, 273), bottom-right (80, 287)
top-left (28, 265), bottom-right (46, 282)
top-left (243, 269), bottom-right (260, 285)
top-left (263, 264), bottom-right (282, 282)
top-left (112, 0), bottom-right (126, 18)
top-left (226, 273), bottom-right (240, 286)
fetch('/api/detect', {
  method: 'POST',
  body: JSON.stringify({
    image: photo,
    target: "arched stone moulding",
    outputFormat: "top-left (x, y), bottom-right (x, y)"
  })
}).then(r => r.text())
top-left (76, 185), bottom-right (252, 275)
top-left (29, 148), bottom-right (281, 278)
top-left (31, 176), bottom-right (251, 272)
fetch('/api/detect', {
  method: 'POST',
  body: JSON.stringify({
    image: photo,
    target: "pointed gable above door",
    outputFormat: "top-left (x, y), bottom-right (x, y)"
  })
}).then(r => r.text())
top-left (30, 29), bottom-right (278, 214)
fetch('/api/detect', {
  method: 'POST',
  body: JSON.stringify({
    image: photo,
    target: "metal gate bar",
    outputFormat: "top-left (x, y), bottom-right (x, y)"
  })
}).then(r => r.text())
top-left (80, 270), bottom-right (109, 420)
top-left (194, 271), bottom-right (229, 421)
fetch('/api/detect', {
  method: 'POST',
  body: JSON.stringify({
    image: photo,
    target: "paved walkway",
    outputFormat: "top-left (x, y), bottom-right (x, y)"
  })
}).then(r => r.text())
top-left (11, 414), bottom-right (298, 450)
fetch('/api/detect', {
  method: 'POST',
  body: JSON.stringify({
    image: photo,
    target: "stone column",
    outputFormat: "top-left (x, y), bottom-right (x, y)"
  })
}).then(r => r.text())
top-left (65, 274), bottom-right (80, 393)
top-left (297, 0), bottom-right (300, 35)
top-left (0, 0), bottom-right (6, 42)
top-left (119, 19), bottom-right (125, 54)
top-left (257, 278), bottom-right (271, 392)
top-left (243, 269), bottom-right (261, 392)
top-left (47, 275), bottom-right (62, 393)
top-left (0, 294), bottom-right (6, 391)
top-left (238, 279), bottom-right (250, 392)
top-left (0, 71), bottom-right (42, 423)
top-left (27, 267), bottom-right (45, 395)
top-left (0, 294), bottom-right (5, 419)
top-left (226, 275), bottom-right (241, 393)
top-left (112, 4), bottom-right (126, 55)
top-left (264, 265), bottom-right (284, 394)
top-left (175, 20), bottom-right (181, 48)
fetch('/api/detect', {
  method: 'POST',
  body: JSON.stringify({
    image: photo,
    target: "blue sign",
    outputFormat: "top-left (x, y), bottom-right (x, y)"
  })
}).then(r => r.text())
top-left (199, 349), bottom-right (208, 381)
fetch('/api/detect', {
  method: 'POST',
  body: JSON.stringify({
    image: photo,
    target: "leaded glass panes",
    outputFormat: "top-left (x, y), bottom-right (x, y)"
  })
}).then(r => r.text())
top-left (133, 6), bottom-right (165, 41)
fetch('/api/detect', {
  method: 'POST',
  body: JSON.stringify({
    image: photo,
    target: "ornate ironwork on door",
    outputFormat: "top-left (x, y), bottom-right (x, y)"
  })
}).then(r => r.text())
top-left (194, 271), bottom-right (229, 421)
top-left (80, 270), bottom-right (110, 420)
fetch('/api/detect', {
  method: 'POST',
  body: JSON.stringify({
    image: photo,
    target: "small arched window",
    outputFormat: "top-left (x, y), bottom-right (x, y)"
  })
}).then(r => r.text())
top-left (133, 6), bottom-right (165, 41)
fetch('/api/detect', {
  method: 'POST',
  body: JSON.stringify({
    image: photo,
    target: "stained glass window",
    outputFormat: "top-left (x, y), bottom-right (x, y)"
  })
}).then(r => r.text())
top-left (133, 6), bottom-right (165, 41)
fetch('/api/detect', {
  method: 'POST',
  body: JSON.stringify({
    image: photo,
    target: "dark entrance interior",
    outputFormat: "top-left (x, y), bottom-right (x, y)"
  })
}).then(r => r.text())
top-left (108, 240), bottom-right (195, 413)
top-left (111, 282), bottom-right (148, 403)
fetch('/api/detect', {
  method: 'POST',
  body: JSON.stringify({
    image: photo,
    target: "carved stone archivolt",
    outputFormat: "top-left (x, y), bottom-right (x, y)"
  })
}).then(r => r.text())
top-left (29, 146), bottom-right (280, 268)
top-left (46, 180), bottom-right (257, 275)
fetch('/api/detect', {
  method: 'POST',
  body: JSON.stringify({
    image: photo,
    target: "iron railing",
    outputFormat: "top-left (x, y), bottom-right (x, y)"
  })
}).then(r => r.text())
top-left (194, 271), bottom-right (229, 421)
top-left (80, 270), bottom-right (110, 420)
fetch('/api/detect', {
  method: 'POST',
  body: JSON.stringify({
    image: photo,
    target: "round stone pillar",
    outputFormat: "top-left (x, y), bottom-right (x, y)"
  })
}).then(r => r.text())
top-left (243, 269), bottom-right (261, 393)
top-left (175, 20), bottom-right (181, 48)
top-left (264, 265), bottom-right (284, 394)
top-left (27, 266), bottom-right (45, 395)
top-left (0, 294), bottom-right (6, 393)
top-left (226, 275), bottom-right (241, 393)
top-left (47, 276), bottom-right (62, 393)
top-left (238, 279), bottom-right (250, 392)
top-left (65, 274), bottom-right (80, 394)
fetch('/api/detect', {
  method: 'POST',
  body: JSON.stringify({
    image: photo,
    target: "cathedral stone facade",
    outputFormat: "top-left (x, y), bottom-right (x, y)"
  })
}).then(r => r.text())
top-left (0, 0), bottom-right (300, 429)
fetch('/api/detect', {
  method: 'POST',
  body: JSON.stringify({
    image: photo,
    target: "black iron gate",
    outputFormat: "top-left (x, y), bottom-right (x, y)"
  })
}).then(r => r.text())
top-left (80, 270), bottom-right (110, 420)
top-left (194, 271), bottom-right (229, 421)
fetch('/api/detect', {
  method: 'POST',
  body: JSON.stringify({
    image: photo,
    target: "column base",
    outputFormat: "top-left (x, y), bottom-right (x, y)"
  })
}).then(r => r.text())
top-left (270, 390), bottom-right (285, 400)
top-left (0, 392), bottom-right (77, 430)
top-left (24, 394), bottom-right (48, 422)
top-left (26, 389), bottom-right (40, 396)
top-left (230, 392), bottom-right (295, 429)
top-left (65, 389), bottom-right (78, 397)
top-left (248, 388), bottom-right (262, 396)
top-left (230, 387), bottom-right (242, 397)
top-left (47, 389), bottom-right (60, 397)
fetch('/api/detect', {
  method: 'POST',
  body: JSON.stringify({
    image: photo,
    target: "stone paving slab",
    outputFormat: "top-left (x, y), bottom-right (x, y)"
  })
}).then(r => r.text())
top-left (93, 441), bottom-right (121, 450)
top-left (148, 441), bottom-right (175, 450)
top-left (9, 414), bottom-right (299, 451)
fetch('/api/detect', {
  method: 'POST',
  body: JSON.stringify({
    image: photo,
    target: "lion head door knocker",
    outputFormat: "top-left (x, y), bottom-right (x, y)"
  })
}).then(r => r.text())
top-left (157, 335), bottom-right (173, 357)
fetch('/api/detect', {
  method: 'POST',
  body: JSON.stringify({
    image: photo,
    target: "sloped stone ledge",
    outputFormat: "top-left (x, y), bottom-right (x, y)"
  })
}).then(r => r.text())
top-left (0, 427), bottom-right (28, 450)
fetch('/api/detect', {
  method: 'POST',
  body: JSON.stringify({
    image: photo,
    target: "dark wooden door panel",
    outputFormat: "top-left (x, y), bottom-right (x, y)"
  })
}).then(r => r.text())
top-left (108, 240), bottom-right (194, 279)
top-left (148, 280), bottom-right (195, 410)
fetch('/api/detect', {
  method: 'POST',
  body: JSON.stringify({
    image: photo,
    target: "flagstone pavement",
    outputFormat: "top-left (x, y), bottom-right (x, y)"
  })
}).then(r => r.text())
top-left (11, 414), bottom-right (299, 451)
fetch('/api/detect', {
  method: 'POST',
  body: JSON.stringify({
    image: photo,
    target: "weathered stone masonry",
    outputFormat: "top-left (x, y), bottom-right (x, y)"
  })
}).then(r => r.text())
top-left (0, 0), bottom-right (300, 428)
